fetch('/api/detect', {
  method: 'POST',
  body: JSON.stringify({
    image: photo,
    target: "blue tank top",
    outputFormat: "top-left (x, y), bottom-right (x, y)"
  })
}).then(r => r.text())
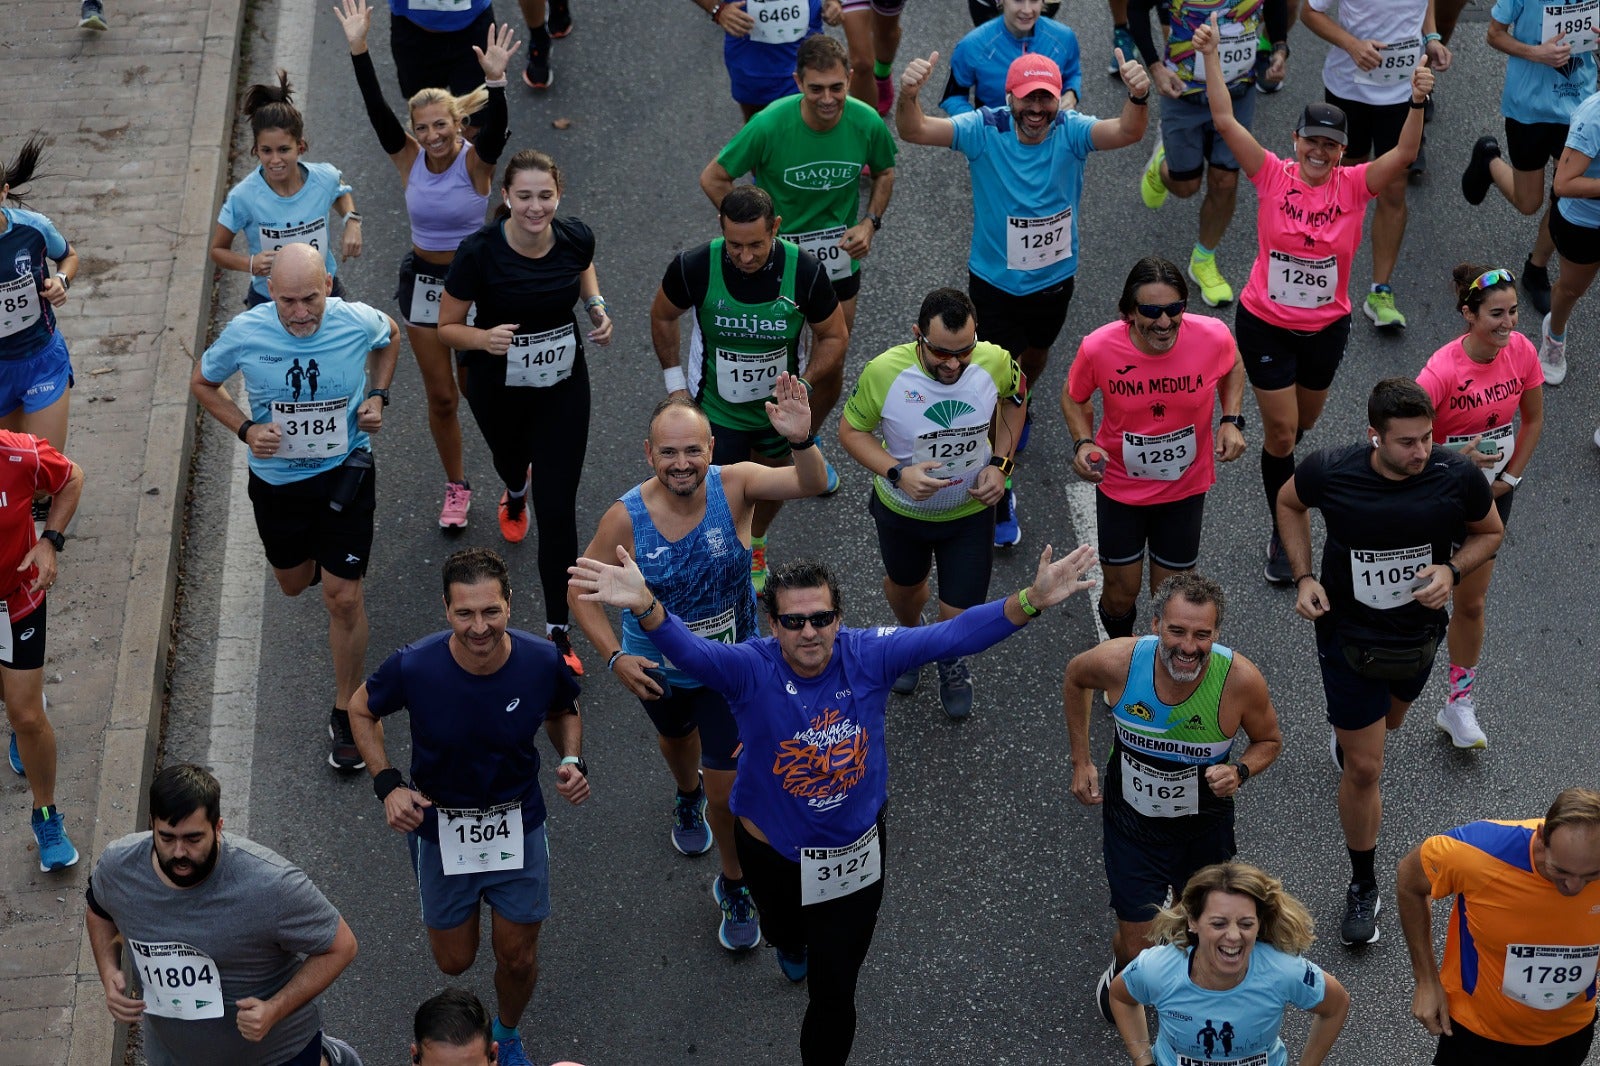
top-left (406, 143), bottom-right (487, 252)
top-left (620, 466), bottom-right (756, 688)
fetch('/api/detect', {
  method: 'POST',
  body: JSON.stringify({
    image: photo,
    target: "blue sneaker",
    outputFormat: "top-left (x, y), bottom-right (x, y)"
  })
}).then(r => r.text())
top-left (8, 732), bottom-right (21, 775)
top-left (32, 806), bottom-right (79, 872)
top-left (1110, 25), bottom-right (1137, 75)
top-left (993, 488), bottom-right (1020, 548)
top-left (713, 875), bottom-right (762, 952)
top-left (672, 776), bottom-right (713, 856)
top-left (775, 945), bottom-right (808, 982)
top-left (817, 438), bottom-right (841, 496)
top-left (496, 1032), bottom-right (533, 1066)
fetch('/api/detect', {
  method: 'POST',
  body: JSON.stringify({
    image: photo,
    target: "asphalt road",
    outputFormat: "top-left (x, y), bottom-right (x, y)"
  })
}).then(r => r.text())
top-left (162, 2), bottom-right (1600, 1063)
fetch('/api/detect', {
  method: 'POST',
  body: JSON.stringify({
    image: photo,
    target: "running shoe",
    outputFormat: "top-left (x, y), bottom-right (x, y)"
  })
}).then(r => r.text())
top-left (993, 488), bottom-right (1021, 548)
top-left (1328, 727), bottom-right (1345, 773)
top-left (320, 1035), bottom-right (365, 1066)
top-left (1594, 424), bottom-right (1600, 449)
top-left (32, 806), bottom-right (79, 872)
top-left (875, 75), bottom-right (894, 117)
top-left (1188, 252), bottom-right (1234, 307)
top-left (8, 732), bottom-right (21, 775)
top-left (1263, 532), bottom-right (1294, 587)
top-left (1423, 94), bottom-right (1434, 123)
top-left (497, 1032), bottom-right (533, 1066)
top-left (1254, 49), bottom-right (1285, 93)
top-left (1339, 883), bottom-right (1381, 945)
top-left (1140, 143), bottom-right (1168, 209)
top-left (1408, 137), bottom-right (1427, 178)
top-left (1522, 256), bottom-right (1552, 317)
top-left (550, 626), bottom-right (584, 676)
top-left (750, 541), bottom-right (768, 594)
top-left (32, 495), bottom-right (50, 525)
top-left (672, 776), bottom-right (713, 856)
top-left (439, 480), bottom-right (471, 529)
top-left (523, 45), bottom-right (553, 90)
top-left (1363, 286), bottom-right (1407, 330)
top-left (1110, 25), bottom-right (1137, 75)
top-left (1539, 312), bottom-right (1568, 386)
top-left (547, 0), bottom-right (573, 37)
top-left (775, 945), bottom-right (809, 982)
top-left (891, 666), bottom-right (921, 696)
top-left (1437, 693), bottom-right (1488, 749)
top-left (498, 492), bottom-right (530, 542)
top-left (1461, 136), bottom-right (1500, 206)
top-left (937, 658), bottom-right (974, 721)
top-left (1094, 958), bottom-right (1117, 1024)
top-left (820, 447), bottom-right (841, 496)
top-left (327, 708), bottom-right (365, 772)
top-left (78, 0), bottom-right (107, 30)
top-left (713, 875), bottom-right (762, 952)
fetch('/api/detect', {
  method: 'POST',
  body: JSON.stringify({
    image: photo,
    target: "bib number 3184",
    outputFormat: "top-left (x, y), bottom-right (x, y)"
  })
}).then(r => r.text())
top-left (800, 824), bottom-right (882, 905)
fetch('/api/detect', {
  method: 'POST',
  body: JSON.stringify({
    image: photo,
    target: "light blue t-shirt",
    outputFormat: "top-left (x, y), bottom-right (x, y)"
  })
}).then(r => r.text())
top-left (1491, 0), bottom-right (1598, 125)
top-left (217, 161), bottom-right (352, 300)
top-left (949, 106), bottom-right (1098, 295)
top-left (1121, 941), bottom-right (1328, 1066)
top-left (198, 298), bottom-right (390, 485)
top-left (944, 17), bottom-right (1084, 115)
top-left (0, 208), bottom-right (70, 360)
top-left (1560, 90), bottom-right (1600, 227)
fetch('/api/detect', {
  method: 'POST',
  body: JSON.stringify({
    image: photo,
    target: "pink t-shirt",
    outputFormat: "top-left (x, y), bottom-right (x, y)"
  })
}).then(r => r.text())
top-left (1066, 314), bottom-right (1238, 506)
top-left (1240, 151), bottom-right (1377, 331)
top-left (1417, 333), bottom-right (1543, 477)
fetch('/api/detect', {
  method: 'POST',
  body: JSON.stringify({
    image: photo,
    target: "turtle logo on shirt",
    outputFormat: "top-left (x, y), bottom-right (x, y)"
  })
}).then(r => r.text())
top-left (1486, 411), bottom-right (1501, 428)
top-left (1150, 401), bottom-right (1167, 419)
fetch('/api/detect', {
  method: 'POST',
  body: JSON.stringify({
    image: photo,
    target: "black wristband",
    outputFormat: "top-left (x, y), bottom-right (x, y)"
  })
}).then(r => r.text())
top-left (789, 436), bottom-right (817, 451)
top-left (373, 767), bottom-right (405, 801)
top-left (237, 420), bottom-right (255, 444)
top-left (1128, 93), bottom-right (1150, 105)
top-left (1409, 97), bottom-right (1428, 109)
top-left (1072, 438), bottom-right (1095, 454)
top-left (1446, 561), bottom-right (1462, 586)
top-left (1294, 573), bottom-right (1315, 585)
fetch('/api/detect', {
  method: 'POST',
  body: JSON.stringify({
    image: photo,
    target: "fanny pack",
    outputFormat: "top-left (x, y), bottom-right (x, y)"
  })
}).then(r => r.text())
top-left (1338, 633), bottom-right (1438, 682)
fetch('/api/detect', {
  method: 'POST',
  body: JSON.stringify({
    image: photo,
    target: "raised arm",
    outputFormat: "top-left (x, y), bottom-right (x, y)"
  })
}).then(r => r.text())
top-left (1363, 59), bottom-right (1433, 191)
top-left (1192, 14), bottom-right (1266, 177)
top-left (896, 52), bottom-right (956, 147)
top-left (1089, 52), bottom-right (1152, 150)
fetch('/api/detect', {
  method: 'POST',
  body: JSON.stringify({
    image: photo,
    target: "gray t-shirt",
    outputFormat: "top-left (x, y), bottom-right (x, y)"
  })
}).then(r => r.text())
top-left (88, 831), bottom-right (342, 1066)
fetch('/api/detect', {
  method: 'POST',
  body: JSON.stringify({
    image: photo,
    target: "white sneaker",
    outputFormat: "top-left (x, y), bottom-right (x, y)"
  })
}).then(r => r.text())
top-left (1593, 424), bottom-right (1600, 449)
top-left (1540, 313), bottom-right (1568, 386)
top-left (1436, 694), bottom-right (1488, 749)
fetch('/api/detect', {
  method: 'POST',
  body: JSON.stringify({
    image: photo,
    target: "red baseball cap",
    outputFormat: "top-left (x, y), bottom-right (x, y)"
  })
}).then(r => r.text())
top-left (1005, 54), bottom-right (1062, 100)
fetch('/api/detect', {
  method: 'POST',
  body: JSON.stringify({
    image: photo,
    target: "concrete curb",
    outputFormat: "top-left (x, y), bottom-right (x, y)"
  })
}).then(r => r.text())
top-left (64, 0), bottom-right (246, 1061)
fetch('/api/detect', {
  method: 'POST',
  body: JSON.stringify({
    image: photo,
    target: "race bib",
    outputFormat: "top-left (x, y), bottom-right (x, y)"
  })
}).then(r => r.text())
top-left (0, 272), bottom-right (40, 339)
top-left (257, 218), bottom-right (328, 254)
top-left (790, 226), bottom-right (852, 282)
top-left (1544, 0), bottom-right (1600, 55)
top-left (1121, 426), bottom-right (1196, 480)
top-left (1350, 544), bottom-right (1431, 610)
top-left (128, 940), bottom-right (224, 1021)
top-left (1266, 251), bottom-right (1338, 309)
top-left (1195, 21), bottom-right (1256, 83)
top-left (748, 0), bottom-right (807, 43)
top-left (506, 325), bottom-right (577, 387)
top-left (800, 823), bottom-right (882, 905)
top-left (1005, 207), bottom-right (1073, 272)
top-left (1179, 1055), bottom-right (1267, 1066)
top-left (409, 0), bottom-right (473, 9)
top-left (1445, 423), bottom-right (1515, 481)
top-left (1120, 753), bottom-right (1200, 818)
top-left (271, 397), bottom-right (349, 460)
top-left (687, 607), bottom-right (737, 645)
top-left (438, 801), bottom-right (525, 875)
top-left (914, 424), bottom-right (989, 479)
top-left (409, 271), bottom-right (445, 325)
top-left (1354, 36), bottom-right (1422, 85)
top-left (715, 346), bottom-right (786, 403)
top-left (1503, 944), bottom-right (1600, 1009)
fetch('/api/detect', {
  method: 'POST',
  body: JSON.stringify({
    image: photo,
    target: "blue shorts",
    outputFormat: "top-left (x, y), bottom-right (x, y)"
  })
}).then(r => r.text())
top-left (729, 69), bottom-right (799, 109)
top-left (0, 331), bottom-right (73, 416)
top-left (641, 684), bottom-right (742, 772)
top-left (411, 821), bottom-right (551, 930)
top-left (1103, 808), bottom-right (1235, 923)
top-left (1161, 86), bottom-right (1257, 180)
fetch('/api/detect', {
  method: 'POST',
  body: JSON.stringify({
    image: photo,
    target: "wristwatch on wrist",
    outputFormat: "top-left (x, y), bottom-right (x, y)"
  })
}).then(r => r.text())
top-left (367, 388), bottom-right (391, 407)
top-left (40, 529), bottom-right (64, 552)
top-left (57, 273), bottom-right (71, 292)
top-left (1497, 471), bottom-right (1522, 489)
top-left (1234, 761), bottom-right (1251, 785)
top-left (560, 754), bottom-right (589, 776)
top-left (886, 463), bottom-right (905, 485)
top-left (1446, 561), bottom-right (1462, 586)
top-left (989, 454), bottom-right (1015, 477)
top-left (865, 212), bottom-right (883, 231)
top-left (1219, 414), bottom-right (1246, 430)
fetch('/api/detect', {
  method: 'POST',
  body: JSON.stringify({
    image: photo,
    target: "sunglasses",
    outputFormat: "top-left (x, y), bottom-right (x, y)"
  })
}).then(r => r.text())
top-left (774, 610), bottom-right (840, 631)
top-left (918, 335), bottom-right (978, 359)
top-left (1136, 301), bottom-right (1187, 320)
top-left (1469, 268), bottom-right (1516, 291)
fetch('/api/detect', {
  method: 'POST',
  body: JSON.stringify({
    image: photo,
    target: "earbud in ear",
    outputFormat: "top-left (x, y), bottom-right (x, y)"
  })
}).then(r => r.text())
top-left (1371, 436), bottom-right (1380, 448)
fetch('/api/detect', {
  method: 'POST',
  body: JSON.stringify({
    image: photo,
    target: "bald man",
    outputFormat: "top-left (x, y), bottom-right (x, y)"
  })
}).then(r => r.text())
top-left (192, 243), bottom-right (400, 773)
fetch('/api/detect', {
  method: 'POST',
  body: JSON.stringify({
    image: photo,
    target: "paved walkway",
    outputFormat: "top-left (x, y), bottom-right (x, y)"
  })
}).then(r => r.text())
top-left (0, 1), bottom-right (243, 1063)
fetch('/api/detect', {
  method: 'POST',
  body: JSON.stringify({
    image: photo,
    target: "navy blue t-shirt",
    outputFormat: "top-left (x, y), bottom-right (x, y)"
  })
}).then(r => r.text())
top-left (365, 629), bottom-right (580, 841)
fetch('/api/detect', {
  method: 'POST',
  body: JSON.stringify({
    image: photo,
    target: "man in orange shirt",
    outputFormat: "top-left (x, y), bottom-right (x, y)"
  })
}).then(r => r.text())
top-left (1397, 788), bottom-right (1600, 1066)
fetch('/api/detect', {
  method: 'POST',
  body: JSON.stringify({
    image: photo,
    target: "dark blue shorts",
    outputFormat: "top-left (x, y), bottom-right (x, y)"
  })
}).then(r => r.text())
top-left (641, 683), bottom-right (742, 771)
top-left (410, 821), bottom-right (551, 930)
top-left (1103, 809), bottom-right (1235, 923)
top-left (1315, 624), bottom-right (1441, 731)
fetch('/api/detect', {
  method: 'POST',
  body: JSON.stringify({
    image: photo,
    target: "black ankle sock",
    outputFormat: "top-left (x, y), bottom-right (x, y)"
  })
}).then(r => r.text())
top-left (1348, 848), bottom-right (1377, 888)
top-left (1098, 601), bottom-right (1137, 639)
top-left (1260, 448), bottom-right (1297, 532)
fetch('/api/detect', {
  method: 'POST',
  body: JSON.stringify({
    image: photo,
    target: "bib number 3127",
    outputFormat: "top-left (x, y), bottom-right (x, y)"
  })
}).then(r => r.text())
top-left (800, 824), bottom-right (882, 905)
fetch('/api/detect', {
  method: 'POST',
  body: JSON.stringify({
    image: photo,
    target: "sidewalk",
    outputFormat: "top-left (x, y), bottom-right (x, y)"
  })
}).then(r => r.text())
top-left (0, 1), bottom-right (245, 1063)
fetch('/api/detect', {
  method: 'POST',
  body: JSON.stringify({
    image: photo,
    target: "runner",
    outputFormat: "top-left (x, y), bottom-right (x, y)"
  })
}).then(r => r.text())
top-left (568, 381), bottom-right (827, 952)
top-left (210, 74), bottom-right (361, 309)
top-left (689, 0), bottom-right (842, 122)
top-left (516, 0), bottom-right (574, 90)
top-left (84, 763), bottom-right (363, 1066)
top-left (571, 543), bottom-right (1098, 1066)
top-left (1108, 862), bottom-right (1350, 1065)
top-left (837, 287), bottom-right (1026, 718)
top-left (649, 183), bottom-right (847, 593)
top-left (1061, 256), bottom-right (1245, 637)
top-left (1301, 0), bottom-right (1453, 327)
top-left (191, 243), bottom-right (400, 772)
top-left (1460, 0), bottom-right (1598, 319)
top-left (1534, 86), bottom-right (1600, 386)
top-left (1064, 573), bottom-right (1282, 1019)
top-left (840, 0), bottom-right (905, 115)
top-left (1184, 16), bottom-right (1433, 584)
top-left (337, 0), bottom-right (514, 529)
top-left (1398, 787), bottom-right (1600, 1065)
top-left (383, 0), bottom-right (493, 125)
top-left (437, 149), bottom-right (611, 674)
top-left (944, 0), bottom-right (1084, 115)
top-left (1276, 377), bottom-right (1502, 946)
top-left (1140, 1), bottom-right (1294, 309)
top-left (1416, 264), bottom-right (1543, 750)
top-left (348, 547), bottom-right (589, 1066)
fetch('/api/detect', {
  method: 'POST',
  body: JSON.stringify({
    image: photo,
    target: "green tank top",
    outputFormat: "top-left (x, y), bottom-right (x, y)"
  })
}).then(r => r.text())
top-left (692, 238), bottom-right (807, 431)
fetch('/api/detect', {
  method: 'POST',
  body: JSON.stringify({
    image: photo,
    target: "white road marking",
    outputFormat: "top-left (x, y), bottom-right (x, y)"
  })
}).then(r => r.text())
top-left (1063, 481), bottom-right (1107, 643)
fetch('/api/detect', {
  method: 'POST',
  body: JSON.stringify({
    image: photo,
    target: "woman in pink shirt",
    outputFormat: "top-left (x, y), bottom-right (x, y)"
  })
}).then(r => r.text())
top-left (1190, 13), bottom-right (1433, 586)
top-left (1415, 264), bottom-right (1543, 752)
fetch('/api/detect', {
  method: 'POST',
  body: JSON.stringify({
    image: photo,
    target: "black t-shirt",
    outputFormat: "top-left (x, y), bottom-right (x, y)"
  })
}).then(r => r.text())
top-left (445, 215), bottom-right (595, 367)
top-left (658, 239), bottom-right (840, 324)
top-left (1295, 442), bottom-right (1494, 639)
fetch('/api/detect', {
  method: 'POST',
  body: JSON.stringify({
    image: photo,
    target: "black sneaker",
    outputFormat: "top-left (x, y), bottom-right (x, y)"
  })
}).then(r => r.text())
top-left (547, 1), bottom-right (573, 38)
top-left (937, 658), bottom-right (973, 720)
top-left (1094, 958), bottom-right (1116, 1023)
top-left (1461, 136), bottom-right (1500, 206)
top-left (31, 495), bottom-right (50, 524)
top-left (1263, 532), bottom-right (1293, 587)
top-left (523, 45), bottom-right (553, 90)
top-left (327, 708), bottom-right (365, 772)
top-left (1523, 256), bottom-right (1553, 317)
top-left (1408, 136), bottom-right (1427, 179)
top-left (1339, 882), bottom-right (1381, 945)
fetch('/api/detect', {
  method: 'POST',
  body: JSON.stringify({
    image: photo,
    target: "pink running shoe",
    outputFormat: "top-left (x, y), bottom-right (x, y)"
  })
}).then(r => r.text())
top-left (439, 481), bottom-right (471, 529)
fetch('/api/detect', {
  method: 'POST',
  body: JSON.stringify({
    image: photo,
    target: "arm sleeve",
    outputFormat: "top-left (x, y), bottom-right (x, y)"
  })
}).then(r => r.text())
top-left (841, 360), bottom-right (889, 432)
top-left (351, 50), bottom-right (409, 155)
top-left (877, 598), bottom-right (1023, 680)
top-left (645, 612), bottom-right (760, 700)
top-left (270, 862), bottom-right (342, 957)
top-left (1061, 32), bottom-right (1084, 97)
top-left (1124, 0), bottom-right (1162, 66)
top-left (798, 254), bottom-right (841, 323)
top-left (546, 661), bottom-right (582, 714)
top-left (471, 87), bottom-right (509, 165)
top-left (868, 119), bottom-right (898, 172)
top-left (1065, 344), bottom-right (1097, 404)
top-left (1263, 0), bottom-right (1289, 43)
top-left (941, 70), bottom-right (976, 116)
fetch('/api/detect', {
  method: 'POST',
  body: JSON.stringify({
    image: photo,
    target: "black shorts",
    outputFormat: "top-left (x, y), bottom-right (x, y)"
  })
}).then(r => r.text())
top-left (1550, 200), bottom-right (1600, 265)
top-left (1504, 117), bottom-right (1569, 172)
top-left (2, 596), bottom-right (47, 671)
top-left (1103, 810), bottom-right (1235, 923)
top-left (1095, 489), bottom-right (1205, 570)
top-left (247, 457), bottom-right (376, 580)
top-left (246, 273), bottom-right (345, 310)
top-left (641, 684), bottom-right (742, 772)
top-left (1325, 90), bottom-right (1409, 160)
top-left (394, 251), bottom-right (451, 329)
top-left (1434, 1018), bottom-right (1595, 1066)
top-left (969, 271), bottom-right (1076, 359)
top-left (710, 422), bottom-right (792, 463)
top-left (389, 6), bottom-right (496, 123)
top-left (831, 269), bottom-right (862, 304)
top-left (1315, 621), bottom-right (1441, 730)
top-left (868, 490), bottom-right (994, 608)
top-left (1236, 302), bottom-right (1350, 392)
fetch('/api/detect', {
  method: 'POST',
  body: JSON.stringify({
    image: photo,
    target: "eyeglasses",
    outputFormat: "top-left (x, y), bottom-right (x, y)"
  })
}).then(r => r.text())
top-left (774, 610), bottom-right (840, 631)
top-left (1469, 268), bottom-right (1516, 291)
top-left (918, 335), bottom-right (978, 360)
top-left (1136, 301), bottom-right (1187, 320)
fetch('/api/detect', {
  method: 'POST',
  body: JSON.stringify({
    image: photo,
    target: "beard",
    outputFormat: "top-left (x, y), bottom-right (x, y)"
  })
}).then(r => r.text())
top-left (1157, 640), bottom-right (1204, 683)
top-left (158, 838), bottom-right (220, 888)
